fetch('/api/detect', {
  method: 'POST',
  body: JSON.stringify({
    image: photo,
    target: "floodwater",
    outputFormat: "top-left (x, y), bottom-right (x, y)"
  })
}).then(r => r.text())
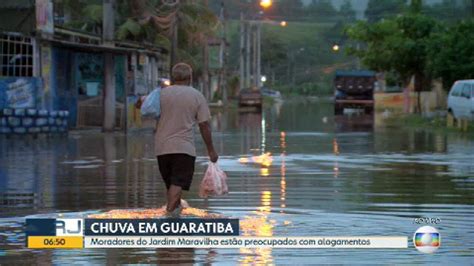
top-left (1, 99), bottom-right (473, 264)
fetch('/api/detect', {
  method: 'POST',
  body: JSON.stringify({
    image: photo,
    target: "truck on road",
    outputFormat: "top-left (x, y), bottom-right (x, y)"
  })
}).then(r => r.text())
top-left (239, 88), bottom-right (262, 109)
top-left (334, 70), bottom-right (376, 115)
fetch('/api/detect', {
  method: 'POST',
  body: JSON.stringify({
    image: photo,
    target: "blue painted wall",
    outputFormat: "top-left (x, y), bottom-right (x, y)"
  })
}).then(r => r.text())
top-left (0, 77), bottom-right (40, 109)
top-left (53, 48), bottom-right (78, 127)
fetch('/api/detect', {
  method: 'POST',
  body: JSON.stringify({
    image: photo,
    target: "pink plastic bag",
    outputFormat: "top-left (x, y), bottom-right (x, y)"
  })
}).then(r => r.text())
top-left (199, 162), bottom-right (228, 198)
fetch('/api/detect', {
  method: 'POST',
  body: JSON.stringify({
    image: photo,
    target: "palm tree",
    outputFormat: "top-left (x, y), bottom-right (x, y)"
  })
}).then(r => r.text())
top-left (58, 0), bottom-right (218, 94)
top-left (118, 0), bottom-right (218, 88)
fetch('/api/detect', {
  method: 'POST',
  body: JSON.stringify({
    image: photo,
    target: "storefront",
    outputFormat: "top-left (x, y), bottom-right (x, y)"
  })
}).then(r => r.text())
top-left (50, 47), bottom-right (127, 128)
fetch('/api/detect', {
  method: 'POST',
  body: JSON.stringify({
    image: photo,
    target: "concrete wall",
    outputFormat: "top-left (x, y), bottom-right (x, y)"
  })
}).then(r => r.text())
top-left (0, 77), bottom-right (69, 135)
top-left (0, 108), bottom-right (69, 134)
top-left (375, 83), bottom-right (447, 113)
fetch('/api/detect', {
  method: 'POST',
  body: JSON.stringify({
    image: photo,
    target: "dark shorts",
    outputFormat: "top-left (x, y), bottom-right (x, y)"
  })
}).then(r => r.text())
top-left (157, 153), bottom-right (196, 191)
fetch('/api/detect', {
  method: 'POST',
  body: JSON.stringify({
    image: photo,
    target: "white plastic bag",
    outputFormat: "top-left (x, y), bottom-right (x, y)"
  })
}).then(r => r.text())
top-left (199, 162), bottom-right (228, 198)
top-left (140, 88), bottom-right (161, 120)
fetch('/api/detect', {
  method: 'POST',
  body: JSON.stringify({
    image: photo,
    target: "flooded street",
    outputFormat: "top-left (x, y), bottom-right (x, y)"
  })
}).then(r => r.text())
top-left (1, 99), bottom-right (473, 264)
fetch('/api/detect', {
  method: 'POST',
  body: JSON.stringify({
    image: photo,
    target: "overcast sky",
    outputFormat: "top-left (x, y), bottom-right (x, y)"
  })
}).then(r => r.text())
top-left (300, 0), bottom-right (446, 19)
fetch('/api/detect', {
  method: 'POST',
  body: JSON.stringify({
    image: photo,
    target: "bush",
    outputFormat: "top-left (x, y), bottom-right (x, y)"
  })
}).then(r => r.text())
top-left (274, 81), bottom-right (333, 96)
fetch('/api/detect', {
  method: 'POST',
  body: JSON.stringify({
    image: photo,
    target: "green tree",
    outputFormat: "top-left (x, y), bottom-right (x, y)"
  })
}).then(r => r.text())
top-left (345, 19), bottom-right (398, 72)
top-left (338, 0), bottom-right (356, 23)
top-left (347, 0), bottom-right (439, 112)
top-left (307, 0), bottom-right (338, 22)
top-left (116, 0), bottom-right (217, 75)
top-left (365, 0), bottom-right (406, 23)
top-left (423, 0), bottom-right (473, 23)
top-left (276, 0), bottom-right (304, 19)
top-left (427, 19), bottom-right (474, 88)
top-left (56, 0), bottom-right (103, 33)
top-left (261, 30), bottom-right (287, 85)
top-left (115, 0), bottom-right (170, 49)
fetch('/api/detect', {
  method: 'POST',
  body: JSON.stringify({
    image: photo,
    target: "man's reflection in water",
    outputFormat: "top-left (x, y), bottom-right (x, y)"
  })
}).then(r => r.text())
top-left (155, 248), bottom-right (195, 264)
top-left (105, 248), bottom-right (213, 264)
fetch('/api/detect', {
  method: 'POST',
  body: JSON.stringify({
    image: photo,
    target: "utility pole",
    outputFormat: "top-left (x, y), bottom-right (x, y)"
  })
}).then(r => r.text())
top-left (220, 2), bottom-right (227, 105)
top-left (356, 42), bottom-right (361, 70)
top-left (240, 2), bottom-right (267, 92)
top-left (256, 22), bottom-right (261, 89)
top-left (103, 0), bottom-right (116, 132)
top-left (170, 8), bottom-right (178, 82)
top-left (291, 58), bottom-right (295, 85)
top-left (202, 0), bottom-right (210, 100)
top-left (239, 13), bottom-right (245, 94)
top-left (252, 23), bottom-right (258, 88)
top-left (245, 21), bottom-right (251, 89)
top-left (203, 41), bottom-right (210, 100)
top-left (287, 53), bottom-right (291, 84)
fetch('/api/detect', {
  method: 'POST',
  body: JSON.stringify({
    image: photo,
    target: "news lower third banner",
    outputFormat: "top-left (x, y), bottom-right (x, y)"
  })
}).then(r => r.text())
top-left (25, 219), bottom-right (408, 249)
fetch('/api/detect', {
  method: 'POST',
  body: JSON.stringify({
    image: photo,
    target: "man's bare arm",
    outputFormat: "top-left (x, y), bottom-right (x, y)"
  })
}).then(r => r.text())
top-left (198, 121), bottom-right (218, 162)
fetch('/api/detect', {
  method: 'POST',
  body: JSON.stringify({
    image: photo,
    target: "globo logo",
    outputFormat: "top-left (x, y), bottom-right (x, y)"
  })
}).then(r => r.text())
top-left (413, 226), bottom-right (440, 254)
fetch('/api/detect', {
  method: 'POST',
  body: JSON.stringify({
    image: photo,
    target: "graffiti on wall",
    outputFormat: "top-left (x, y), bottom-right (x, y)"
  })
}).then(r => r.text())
top-left (0, 77), bottom-right (39, 109)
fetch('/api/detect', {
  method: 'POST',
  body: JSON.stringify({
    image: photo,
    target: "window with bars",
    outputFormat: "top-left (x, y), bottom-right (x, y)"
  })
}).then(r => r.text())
top-left (0, 33), bottom-right (33, 77)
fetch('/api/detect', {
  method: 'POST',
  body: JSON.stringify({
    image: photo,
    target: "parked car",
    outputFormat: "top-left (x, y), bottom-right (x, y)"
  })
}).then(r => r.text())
top-left (447, 80), bottom-right (474, 121)
top-left (334, 70), bottom-right (376, 115)
top-left (261, 87), bottom-right (282, 100)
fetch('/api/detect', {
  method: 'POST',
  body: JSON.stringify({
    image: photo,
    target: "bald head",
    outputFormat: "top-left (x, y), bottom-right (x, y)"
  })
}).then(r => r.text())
top-left (172, 63), bottom-right (192, 84)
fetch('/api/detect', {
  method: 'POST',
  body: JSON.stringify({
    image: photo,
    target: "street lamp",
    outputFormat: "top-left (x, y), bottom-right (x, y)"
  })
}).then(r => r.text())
top-left (261, 75), bottom-right (267, 83)
top-left (280, 21), bottom-right (287, 27)
top-left (260, 0), bottom-right (272, 9)
top-left (239, 0), bottom-right (273, 92)
top-left (332, 44), bottom-right (340, 52)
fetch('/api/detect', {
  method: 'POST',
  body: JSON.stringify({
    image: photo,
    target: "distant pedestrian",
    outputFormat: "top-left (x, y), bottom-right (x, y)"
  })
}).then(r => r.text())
top-left (155, 63), bottom-right (218, 216)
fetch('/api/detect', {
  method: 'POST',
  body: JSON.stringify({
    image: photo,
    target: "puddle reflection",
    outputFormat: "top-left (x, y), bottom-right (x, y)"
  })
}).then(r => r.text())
top-left (0, 99), bottom-right (473, 264)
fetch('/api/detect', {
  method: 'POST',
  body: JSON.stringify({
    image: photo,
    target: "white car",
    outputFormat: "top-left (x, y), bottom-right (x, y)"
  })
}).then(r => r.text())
top-left (447, 80), bottom-right (474, 121)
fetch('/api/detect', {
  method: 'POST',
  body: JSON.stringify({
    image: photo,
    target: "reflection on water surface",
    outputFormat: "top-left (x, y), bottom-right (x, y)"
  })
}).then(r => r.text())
top-left (1, 99), bottom-right (473, 264)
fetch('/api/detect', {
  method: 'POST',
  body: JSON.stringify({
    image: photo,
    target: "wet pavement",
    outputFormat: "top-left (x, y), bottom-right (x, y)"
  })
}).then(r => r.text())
top-left (0, 99), bottom-right (473, 264)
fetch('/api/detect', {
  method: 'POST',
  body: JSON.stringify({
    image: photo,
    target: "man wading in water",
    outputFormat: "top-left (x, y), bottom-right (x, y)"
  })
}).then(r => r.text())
top-left (155, 63), bottom-right (218, 216)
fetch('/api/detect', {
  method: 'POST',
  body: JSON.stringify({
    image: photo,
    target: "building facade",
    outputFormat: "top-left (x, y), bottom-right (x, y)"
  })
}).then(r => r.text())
top-left (0, 0), bottom-right (167, 134)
